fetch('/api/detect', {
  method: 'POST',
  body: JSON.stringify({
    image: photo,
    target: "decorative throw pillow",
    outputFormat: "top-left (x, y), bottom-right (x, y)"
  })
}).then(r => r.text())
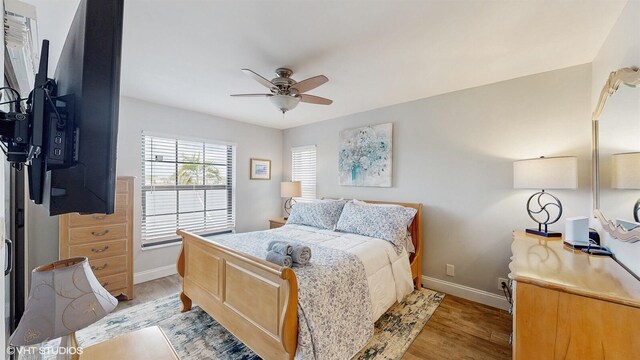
top-left (350, 200), bottom-right (416, 253)
top-left (286, 200), bottom-right (347, 230)
top-left (335, 202), bottom-right (417, 253)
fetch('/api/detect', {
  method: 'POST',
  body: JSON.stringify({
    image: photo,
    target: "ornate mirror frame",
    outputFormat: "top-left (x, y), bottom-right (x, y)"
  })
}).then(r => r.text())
top-left (592, 67), bottom-right (640, 242)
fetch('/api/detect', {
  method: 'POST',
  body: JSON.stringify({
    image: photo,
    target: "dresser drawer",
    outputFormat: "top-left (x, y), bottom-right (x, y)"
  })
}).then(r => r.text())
top-left (89, 255), bottom-right (127, 278)
top-left (98, 273), bottom-right (128, 293)
top-left (69, 224), bottom-right (127, 244)
top-left (69, 239), bottom-right (127, 260)
top-left (68, 208), bottom-right (128, 228)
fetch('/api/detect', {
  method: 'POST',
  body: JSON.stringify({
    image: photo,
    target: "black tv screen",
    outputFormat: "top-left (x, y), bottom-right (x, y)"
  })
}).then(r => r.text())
top-left (43, 0), bottom-right (124, 215)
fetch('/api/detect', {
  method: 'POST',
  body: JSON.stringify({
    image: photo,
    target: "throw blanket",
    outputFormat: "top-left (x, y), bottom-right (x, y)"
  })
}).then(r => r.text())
top-left (207, 231), bottom-right (373, 360)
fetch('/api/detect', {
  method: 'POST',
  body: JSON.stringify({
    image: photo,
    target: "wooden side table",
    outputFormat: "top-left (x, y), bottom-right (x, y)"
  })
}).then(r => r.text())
top-left (81, 326), bottom-right (180, 360)
top-left (269, 218), bottom-right (287, 229)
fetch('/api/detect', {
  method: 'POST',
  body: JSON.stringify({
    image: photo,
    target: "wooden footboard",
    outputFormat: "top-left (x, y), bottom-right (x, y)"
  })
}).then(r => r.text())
top-left (176, 230), bottom-right (298, 360)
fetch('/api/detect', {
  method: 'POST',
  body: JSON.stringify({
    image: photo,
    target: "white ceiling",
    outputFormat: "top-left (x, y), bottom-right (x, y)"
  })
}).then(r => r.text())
top-left (25, 0), bottom-right (628, 129)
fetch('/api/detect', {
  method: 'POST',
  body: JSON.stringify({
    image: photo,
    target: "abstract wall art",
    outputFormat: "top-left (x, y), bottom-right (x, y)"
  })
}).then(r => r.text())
top-left (339, 123), bottom-right (392, 187)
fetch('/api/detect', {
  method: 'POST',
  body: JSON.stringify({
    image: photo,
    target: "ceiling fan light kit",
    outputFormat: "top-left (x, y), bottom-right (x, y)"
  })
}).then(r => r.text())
top-left (231, 67), bottom-right (333, 114)
top-left (270, 94), bottom-right (300, 113)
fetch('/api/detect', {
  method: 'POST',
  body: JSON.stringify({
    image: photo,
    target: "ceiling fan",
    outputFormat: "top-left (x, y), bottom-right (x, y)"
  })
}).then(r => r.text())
top-left (231, 68), bottom-right (333, 114)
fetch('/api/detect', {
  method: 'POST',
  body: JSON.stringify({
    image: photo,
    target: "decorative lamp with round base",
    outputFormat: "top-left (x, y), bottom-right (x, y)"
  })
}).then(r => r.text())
top-left (281, 181), bottom-right (302, 219)
top-left (514, 156), bottom-right (578, 237)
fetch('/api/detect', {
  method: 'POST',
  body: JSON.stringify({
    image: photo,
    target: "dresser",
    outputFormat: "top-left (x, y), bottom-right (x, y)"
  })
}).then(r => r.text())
top-left (509, 230), bottom-right (640, 359)
top-left (59, 176), bottom-right (134, 300)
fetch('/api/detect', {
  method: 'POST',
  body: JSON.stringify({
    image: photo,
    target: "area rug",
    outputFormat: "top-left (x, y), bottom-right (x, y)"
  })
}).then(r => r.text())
top-left (49, 288), bottom-right (444, 359)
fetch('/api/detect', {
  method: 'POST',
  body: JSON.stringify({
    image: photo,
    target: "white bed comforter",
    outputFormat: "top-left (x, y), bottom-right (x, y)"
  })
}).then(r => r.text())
top-left (272, 224), bottom-right (414, 321)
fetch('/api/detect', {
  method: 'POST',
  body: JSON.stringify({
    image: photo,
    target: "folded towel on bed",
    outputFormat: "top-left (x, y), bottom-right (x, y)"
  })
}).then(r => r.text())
top-left (291, 244), bottom-right (312, 266)
top-left (267, 240), bottom-right (293, 255)
top-left (266, 250), bottom-right (292, 267)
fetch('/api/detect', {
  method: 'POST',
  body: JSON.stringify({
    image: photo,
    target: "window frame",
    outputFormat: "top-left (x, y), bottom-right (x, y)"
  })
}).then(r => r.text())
top-left (291, 145), bottom-right (317, 202)
top-left (140, 132), bottom-right (236, 249)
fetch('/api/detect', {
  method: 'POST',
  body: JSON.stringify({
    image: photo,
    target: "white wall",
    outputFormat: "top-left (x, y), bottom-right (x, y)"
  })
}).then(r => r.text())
top-left (283, 64), bottom-right (593, 296)
top-left (117, 97), bottom-right (283, 278)
top-left (591, 0), bottom-right (640, 276)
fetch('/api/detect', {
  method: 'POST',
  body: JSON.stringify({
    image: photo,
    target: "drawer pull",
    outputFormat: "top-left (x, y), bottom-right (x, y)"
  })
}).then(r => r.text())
top-left (93, 215), bottom-right (106, 220)
top-left (91, 246), bottom-right (110, 253)
top-left (91, 230), bottom-right (110, 237)
top-left (101, 281), bottom-right (110, 287)
top-left (91, 264), bottom-right (108, 271)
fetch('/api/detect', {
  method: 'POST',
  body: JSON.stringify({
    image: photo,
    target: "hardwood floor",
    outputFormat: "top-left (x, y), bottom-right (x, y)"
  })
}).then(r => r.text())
top-left (402, 295), bottom-right (512, 360)
top-left (119, 275), bottom-right (512, 359)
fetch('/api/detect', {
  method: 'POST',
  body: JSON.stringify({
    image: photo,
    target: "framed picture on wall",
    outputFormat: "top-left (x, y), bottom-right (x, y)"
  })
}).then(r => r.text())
top-left (250, 158), bottom-right (271, 180)
top-left (339, 122), bottom-right (392, 187)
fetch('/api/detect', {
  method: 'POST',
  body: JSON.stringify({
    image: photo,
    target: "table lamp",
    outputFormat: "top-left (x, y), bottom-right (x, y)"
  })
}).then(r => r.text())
top-left (281, 181), bottom-right (302, 218)
top-left (513, 156), bottom-right (578, 237)
top-left (612, 152), bottom-right (640, 222)
top-left (9, 257), bottom-right (118, 360)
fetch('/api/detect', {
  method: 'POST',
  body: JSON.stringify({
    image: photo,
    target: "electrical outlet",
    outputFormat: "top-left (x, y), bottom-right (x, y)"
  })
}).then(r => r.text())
top-left (498, 277), bottom-right (509, 291)
top-left (446, 264), bottom-right (455, 277)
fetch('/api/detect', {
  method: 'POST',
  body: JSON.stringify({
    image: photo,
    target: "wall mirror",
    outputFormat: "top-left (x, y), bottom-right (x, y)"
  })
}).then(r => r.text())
top-left (593, 67), bottom-right (640, 242)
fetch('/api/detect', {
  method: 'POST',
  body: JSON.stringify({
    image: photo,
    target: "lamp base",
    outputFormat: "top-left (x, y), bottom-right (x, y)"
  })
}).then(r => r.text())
top-left (284, 197), bottom-right (296, 216)
top-left (526, 228), bottom-right (562, 237)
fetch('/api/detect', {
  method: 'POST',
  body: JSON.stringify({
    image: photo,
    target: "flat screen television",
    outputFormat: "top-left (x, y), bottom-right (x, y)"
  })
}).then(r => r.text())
top-left (1, 0), bottom-right (124, 215)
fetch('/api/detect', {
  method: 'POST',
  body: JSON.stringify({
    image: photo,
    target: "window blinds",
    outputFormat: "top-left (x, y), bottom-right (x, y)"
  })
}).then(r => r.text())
top-left (141, 134), bottom-right (235, 247)
top-left (292, 145), bottom-right (317, 202)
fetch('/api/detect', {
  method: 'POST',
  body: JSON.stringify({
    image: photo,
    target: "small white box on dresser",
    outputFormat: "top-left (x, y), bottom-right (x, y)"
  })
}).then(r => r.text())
top-left (564, 216), bottom-right (589, 247)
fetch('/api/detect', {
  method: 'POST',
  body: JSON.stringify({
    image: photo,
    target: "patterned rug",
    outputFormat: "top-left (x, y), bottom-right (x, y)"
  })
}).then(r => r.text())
top-left (52, 289), bottom-right (444, 359)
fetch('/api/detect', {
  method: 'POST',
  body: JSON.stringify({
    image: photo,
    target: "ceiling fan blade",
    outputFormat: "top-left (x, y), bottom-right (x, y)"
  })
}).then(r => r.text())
top-left (230, 93), bottom-right (273, 97)
top-left (291, 75), bottom-right (328, 93)
top-left (300, 94), bottom-right (333, 105)
top-left (241, 69), bottom-right (277, 90)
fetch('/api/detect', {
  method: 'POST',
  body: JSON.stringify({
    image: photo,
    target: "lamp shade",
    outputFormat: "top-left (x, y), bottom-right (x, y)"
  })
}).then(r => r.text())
top-left (513, 156), bottom-right (578, 190)
top-left (9, 257), bottom-right (117, 346)
top-left (281, 181), bottom-right (302, 198)
top-left (612, 152), bottom-right (640, 189)
top-left (270, 95), bottom-right (300, 113)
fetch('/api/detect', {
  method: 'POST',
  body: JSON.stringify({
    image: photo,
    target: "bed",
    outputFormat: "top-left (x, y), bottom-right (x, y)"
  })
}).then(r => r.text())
top-left (176, 201), bottom-right (423, 359)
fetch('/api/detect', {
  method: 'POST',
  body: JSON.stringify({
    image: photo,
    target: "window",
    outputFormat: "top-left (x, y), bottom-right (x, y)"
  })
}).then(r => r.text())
top-left (291, 145), bottom-right (317, 202)
top-left (141, 133), bottom-right (235, 248)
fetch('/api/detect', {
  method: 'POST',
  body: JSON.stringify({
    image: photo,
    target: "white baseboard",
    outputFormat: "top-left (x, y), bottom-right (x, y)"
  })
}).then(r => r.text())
top-left (422, 276), bottom-right (510, 311)
top-left (134, 264), bottom-right (178, 284)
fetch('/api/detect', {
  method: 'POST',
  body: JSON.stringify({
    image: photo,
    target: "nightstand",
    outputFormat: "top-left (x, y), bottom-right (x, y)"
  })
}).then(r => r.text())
top-left (81, 326), bottom-right (180, 359)
top-left (269, 218), bottom-right (287, 229)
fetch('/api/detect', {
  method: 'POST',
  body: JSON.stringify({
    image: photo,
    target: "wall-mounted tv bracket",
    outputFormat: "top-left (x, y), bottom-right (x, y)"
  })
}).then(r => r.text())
top-left (0, 110), bottom-right (30, 169)
top-left (0, 84), bottom-right (77, 172)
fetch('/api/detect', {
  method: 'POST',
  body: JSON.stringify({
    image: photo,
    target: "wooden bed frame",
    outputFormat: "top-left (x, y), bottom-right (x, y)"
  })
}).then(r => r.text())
top-left (176, 201), bottom-right (423, 360)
